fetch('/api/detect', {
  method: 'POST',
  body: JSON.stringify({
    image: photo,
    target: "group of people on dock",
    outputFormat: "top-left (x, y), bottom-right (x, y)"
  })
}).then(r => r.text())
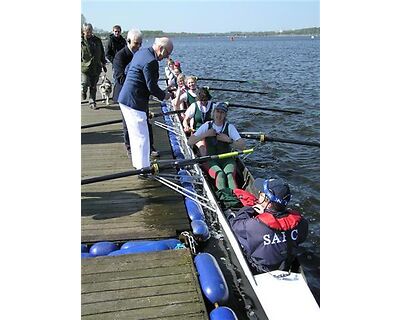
top-left (81, 23), bottom-right (308, 274)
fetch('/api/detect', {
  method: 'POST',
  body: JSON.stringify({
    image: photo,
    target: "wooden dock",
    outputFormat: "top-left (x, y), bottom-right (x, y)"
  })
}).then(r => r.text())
top-left (81, 96), bottom-right (209, 319)
top-left (81, 100), bottom-right (190, 243)
top-left (81, 249), bottom-right (208, 320)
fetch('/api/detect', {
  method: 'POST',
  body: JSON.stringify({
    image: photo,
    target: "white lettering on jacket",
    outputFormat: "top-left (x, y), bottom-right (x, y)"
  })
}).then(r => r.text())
top-left (263, 230), bottom-right (298, 246)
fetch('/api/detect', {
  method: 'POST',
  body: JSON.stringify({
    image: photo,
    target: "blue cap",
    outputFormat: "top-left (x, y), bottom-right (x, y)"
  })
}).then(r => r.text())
top-left (254, 178), bottom-right (291, 206)
top-left (214, 102), bottom-right (228, 113)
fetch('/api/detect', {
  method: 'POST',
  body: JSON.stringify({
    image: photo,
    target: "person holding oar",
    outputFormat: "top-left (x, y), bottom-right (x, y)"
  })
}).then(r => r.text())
top-left (188, 102), bottom-right (245, 190)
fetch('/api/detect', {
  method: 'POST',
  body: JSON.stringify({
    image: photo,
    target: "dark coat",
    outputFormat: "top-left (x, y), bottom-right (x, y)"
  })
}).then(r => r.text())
top-left (112, 46), bottom-right (133, 101)
top-left (229, 206), bottom-right (308, 271)
top-left (105, 34), bottom-right (127, 63)
top-left (81, 35), bottom-right (106, 75)
top-left (118, 47), bottom-right (166, 113)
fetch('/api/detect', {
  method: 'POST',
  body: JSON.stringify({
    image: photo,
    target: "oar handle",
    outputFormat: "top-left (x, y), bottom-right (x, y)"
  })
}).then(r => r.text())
top-left (81, 164), bottom-right (159, 185)
top-left (215, 149), bottom-right (254, 160)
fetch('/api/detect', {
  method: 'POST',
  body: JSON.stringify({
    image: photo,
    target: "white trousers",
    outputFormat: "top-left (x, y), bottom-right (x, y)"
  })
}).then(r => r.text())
top-left (119, 103), bottom-right (150, 169)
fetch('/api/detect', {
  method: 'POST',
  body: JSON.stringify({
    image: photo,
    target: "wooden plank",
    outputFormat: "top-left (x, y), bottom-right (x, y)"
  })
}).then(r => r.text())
top-left (81, 303), bottom-right (208, 320)
top-left (82, 291), bottom-right (201, 315)
top-left (81, 249), bottom-right (208, 320)
top-left (82, 283), bottom-right (195, 304)
top-left (81, 249), bottom-right (190, 274)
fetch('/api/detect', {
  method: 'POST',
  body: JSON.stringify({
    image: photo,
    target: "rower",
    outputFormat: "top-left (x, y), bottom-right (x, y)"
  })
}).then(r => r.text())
top-left (227, 177), bottom-right (309, 273)
top-left (172, 75), bottom-right (198, 112)
top-left (187, 102), bottom-right (245, 190)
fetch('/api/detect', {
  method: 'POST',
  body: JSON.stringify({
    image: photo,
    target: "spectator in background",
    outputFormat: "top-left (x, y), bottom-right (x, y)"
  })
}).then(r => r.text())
top-left (112, 29), bottom-right (143, 157)
top-left (105, 25), bottom-right (127, 64)
top-left (81, 23), bottom-right (107, 110)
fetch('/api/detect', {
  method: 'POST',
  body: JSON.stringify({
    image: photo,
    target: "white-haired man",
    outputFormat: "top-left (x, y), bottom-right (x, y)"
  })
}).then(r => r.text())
top-left (118, 37), bottom-right (173, 171)
top-left (113, 29), bottom-right (143, 158)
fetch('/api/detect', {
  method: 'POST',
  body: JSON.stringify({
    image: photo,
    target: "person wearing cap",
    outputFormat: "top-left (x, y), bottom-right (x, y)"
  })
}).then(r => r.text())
top-left (118, 37), bottom-right (173, 170)
top-left (188, 102), bottom-right (245, 189)
top-left (227, 178), bottom-right (308, 272)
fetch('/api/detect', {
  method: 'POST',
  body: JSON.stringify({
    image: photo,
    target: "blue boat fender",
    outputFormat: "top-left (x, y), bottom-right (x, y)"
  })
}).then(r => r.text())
top-left (108, 241), bottom-right (170, 256)
top-left (178, 169), bottom-right (192, 183)
top-left (210, 306), bottom-right (238, 320)
top-left (121, 240), bottom-right (154, 250)
top-left (178, 169), bottom-right (195, 188)
top-left (184, 198), bottom-right (205, 221)
top-left (89, 241), bottom-right (119, 257)
top-left (194, 253), bottom-right (229, 304)
top-left (81, 252), bottom-right (93, 259)
top-left (191, 220), bottom-right (210, 241)
top-left (121, 239), bottom-right (181, 250)
top-left (81, 243), bottom-right (89, 253)
top-left (183, 185), bottom-right (196, 196)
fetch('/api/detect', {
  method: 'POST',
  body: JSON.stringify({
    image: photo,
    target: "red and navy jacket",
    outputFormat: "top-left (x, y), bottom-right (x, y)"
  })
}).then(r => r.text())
top-left (228, 206), bottom-right (308, 271)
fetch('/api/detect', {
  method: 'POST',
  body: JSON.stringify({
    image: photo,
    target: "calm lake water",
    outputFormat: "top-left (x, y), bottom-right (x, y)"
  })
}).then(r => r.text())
top-left (160, 35), bottom-right (320, 314)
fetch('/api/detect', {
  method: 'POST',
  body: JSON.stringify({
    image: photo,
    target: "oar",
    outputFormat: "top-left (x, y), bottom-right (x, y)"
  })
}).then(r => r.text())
top-left (158, 77), bottom-right (259, 84)
top-left (81, 98), bottom-right (107, 104)
top-left (81, 149), bottom-right (254, 185)
top-left (206, 86), bottom-right (270, 95)
top-left (227, 102), bottom-right (303, 115)
top-left (196, 77), bottom-right (248, 83)
top-left (240, 132), bottom-right (320, 147)
top-left (81, 110), bottom-right (186, 129)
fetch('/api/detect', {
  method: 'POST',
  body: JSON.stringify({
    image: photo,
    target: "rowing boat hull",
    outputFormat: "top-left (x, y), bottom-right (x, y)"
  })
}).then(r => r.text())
top-left (161, 101), bottom-right (319, 319)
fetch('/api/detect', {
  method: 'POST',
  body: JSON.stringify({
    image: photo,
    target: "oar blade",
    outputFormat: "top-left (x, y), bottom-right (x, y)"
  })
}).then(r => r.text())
top-left (228, 103), bottom-right (303, 114)
top-left (239, 132), bottom-right (320, 148)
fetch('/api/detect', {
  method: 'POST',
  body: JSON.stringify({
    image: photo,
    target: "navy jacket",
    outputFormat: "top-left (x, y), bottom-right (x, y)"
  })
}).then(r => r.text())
top-left (229, 206), bottom-right (308, 271)
top-left (118, 47), bottom-right (166, 113)
top-left (112, 46), bottom-right (133, 101)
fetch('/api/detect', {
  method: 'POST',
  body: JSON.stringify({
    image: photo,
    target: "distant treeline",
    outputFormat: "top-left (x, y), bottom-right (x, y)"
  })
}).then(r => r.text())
top-left (94, 27), bottom-right (320, 40)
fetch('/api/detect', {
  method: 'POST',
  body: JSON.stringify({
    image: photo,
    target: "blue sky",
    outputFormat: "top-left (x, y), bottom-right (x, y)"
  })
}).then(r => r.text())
top-left (81, 0), bottom-right (319, 33)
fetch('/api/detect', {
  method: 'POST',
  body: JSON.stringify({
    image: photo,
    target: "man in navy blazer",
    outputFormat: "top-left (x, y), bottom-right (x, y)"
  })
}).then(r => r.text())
top-left (118, 37), bottom-right (173, 170)
top-left (112, 30), bottom-right (143, 156)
